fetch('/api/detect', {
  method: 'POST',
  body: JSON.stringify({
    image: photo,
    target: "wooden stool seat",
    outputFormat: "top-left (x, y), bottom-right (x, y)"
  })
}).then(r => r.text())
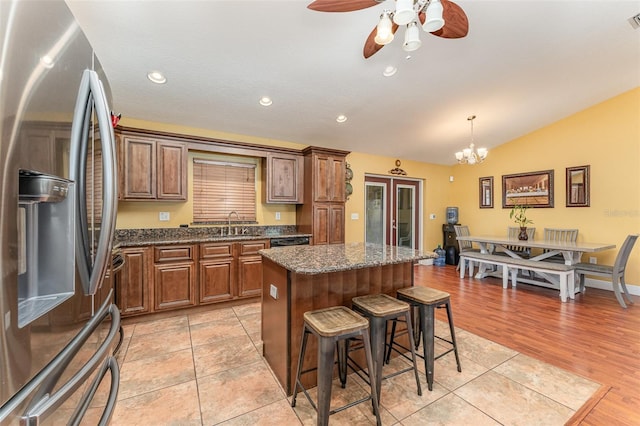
top-left (304, 306), bottom-right (369, 337)
top-left (352, 293), bottom-right (410, 317)
top-left (397, 286), bottom-right (450, 306)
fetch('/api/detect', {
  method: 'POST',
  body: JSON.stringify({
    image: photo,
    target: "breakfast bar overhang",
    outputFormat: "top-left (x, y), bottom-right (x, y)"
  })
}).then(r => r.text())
top-left (259, 243), bottom-right (435, 394)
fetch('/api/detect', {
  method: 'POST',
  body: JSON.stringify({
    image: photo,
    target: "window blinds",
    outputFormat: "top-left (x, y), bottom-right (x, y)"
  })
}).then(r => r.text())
top-left (193, 159), bottom-right (257, 222)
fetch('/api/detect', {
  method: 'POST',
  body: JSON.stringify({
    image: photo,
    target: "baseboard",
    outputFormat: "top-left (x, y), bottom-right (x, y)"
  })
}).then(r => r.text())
top-left (584, 278), bottom-right (640, 296)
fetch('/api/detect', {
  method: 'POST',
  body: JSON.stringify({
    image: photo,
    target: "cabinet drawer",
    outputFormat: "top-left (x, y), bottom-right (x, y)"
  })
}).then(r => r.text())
top-left (239, 240), bottom-right (269, 256)
top-left (154, 245), bottom-right (195, 262)
top-left (200, 243), bottom-right (233, 259)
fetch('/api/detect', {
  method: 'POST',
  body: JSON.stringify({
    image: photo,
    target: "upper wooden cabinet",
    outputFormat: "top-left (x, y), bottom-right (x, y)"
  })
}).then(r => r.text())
top-left (263, 152), bottom-right (304, 204)
top-left (117, 132), bottom-right (187, 201)
top-left (296, 147), bottom-right (350, 245)
top-left (312, 153), bottom-right (346, 203)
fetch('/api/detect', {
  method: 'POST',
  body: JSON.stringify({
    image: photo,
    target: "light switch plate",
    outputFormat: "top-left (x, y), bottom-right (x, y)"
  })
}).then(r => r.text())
top-left (351, 213), bottom-right (359, 220)
top-left (269, 284), bottom-right (278, 299)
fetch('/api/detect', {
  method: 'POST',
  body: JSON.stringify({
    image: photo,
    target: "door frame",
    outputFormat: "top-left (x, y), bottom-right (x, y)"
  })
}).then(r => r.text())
top-left (364, 174), bottom-right (424, 249)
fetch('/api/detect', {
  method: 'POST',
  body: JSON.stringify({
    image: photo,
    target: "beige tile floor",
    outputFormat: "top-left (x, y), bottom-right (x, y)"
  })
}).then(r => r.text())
top-left (108, 302), bottom-right (600, 425)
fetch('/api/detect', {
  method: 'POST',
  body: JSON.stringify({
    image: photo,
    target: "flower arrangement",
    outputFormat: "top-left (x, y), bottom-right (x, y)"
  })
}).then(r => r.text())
top-left (509, 204), bottom-right (533, 227)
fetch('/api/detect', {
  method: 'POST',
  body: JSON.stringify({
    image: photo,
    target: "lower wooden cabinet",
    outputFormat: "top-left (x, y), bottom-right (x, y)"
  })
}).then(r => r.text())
top-left (154, 262), bottom-right (196, 311)
top-left (118, 247), bottom-right (152, 316)
top-left (117, 239), bottom-right (269, 317)
top-left (199, 242), bottom-right (235, 304)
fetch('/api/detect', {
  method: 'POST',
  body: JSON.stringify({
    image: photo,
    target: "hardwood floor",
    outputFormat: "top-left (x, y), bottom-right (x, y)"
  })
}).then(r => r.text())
top-left (415, 264), bottom-right (640, 426)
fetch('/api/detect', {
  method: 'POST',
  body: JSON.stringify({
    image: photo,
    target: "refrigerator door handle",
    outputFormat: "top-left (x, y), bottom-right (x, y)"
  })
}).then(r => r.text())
top-left (19, 303), bottom-right (120, 425)
top-left (69, 69), bottom-right (118, 295)
top-left (68, 356), bottom-right (120, 426)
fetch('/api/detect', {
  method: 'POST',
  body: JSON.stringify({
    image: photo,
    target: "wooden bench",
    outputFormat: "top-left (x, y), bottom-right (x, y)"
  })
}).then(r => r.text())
top-left (458, 252), bottom-right (576, 302)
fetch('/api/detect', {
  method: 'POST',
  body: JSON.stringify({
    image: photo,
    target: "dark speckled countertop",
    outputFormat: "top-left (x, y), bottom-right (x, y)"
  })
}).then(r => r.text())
top-left (115, 226), bottom-right (311, 247)
top-left (259, 243), bottom-right (436, 274)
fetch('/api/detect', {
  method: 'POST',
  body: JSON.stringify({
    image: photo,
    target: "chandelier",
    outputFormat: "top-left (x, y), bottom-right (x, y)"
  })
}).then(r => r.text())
top-left (455, 115), bottom-right (488, 165)
top-left (375, 0), bottom-right (446, 52)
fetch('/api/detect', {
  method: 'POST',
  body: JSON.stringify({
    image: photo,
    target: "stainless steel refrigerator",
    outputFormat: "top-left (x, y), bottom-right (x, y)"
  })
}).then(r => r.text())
top-left (0, 1), bottom-right (121, 424)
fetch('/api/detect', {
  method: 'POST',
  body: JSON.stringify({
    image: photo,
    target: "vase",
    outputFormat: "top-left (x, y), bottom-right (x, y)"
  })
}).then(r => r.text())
top-left (518, 227), bottom-right (529, 241)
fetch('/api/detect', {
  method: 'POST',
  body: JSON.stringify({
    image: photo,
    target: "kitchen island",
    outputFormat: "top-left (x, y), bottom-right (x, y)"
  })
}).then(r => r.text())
top-left (259, 242), bottom-right (435, 394)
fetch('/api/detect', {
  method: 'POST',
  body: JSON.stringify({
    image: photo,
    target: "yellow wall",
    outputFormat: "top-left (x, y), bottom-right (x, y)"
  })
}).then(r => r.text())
top-left (450, 87), bottom-right (640, 283)
top-left (116, 88), bottom-right (640, 282)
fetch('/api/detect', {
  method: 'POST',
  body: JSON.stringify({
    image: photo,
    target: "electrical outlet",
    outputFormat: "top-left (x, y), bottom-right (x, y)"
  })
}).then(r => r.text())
top-left (159, 212), bottom-right (170, 221)
top-left (269, 284), bottom-right (278, 299)
top-left (589, 257), bottom-right (597, 264)
top-left (275, 212), bottom-right (281, 221)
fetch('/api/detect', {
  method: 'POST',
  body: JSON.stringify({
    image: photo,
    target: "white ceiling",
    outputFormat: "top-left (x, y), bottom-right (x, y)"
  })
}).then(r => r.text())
top-left (66, 0), bottom-right (640, 165)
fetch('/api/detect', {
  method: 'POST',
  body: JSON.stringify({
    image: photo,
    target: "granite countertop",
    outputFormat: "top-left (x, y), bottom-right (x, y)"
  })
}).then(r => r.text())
top-left (115, 226), bottom-right (311, 247)
top-left (260, 242), bottom-right (437, 274)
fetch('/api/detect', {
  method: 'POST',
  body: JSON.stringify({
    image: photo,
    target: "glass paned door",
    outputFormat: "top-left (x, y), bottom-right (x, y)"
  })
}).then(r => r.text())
top-left (365, 176), bottom-right (420, 248)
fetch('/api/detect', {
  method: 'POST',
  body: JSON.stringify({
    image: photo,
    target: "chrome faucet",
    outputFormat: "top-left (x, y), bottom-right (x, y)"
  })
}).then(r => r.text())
top-left (228, 211), bottom-right (240, 235)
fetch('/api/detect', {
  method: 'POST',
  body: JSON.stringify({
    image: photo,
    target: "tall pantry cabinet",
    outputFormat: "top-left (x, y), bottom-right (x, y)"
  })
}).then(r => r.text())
top-left (296, 146), bottom-right (350, 245)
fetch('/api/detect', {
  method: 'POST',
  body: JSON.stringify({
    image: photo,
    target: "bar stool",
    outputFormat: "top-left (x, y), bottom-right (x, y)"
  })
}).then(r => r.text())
top-left (291, 306), bottom-right (381, 426)
top-left (386, 286), bottom-right (461, 391)
top-left (350, 294), bottom-right (422, 403)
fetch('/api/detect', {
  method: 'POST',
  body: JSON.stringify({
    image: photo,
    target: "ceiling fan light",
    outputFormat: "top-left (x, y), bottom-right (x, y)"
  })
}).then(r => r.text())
top-left (393, 0), bottom-right (416, 25)
top-left (375, 11), bottom-right (394, 45)
top-left (423, 0), bottom-right (445, 32)
top-left (402, 22), bottom-right (421, 52)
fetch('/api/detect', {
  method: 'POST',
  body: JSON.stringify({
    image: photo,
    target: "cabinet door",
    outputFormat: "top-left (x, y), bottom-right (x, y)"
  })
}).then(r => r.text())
top-left (312, 204), bottom-right (330, 245)
top-left (313, 154), bottom-right (345, 202)
top-left (238, 255), bottom-right (263, 298)
top-left (199, 259), bottom-right (235, 304)
top-left (154, 262), bottom-right (196, 311)
top-left (157, 141), bottom-right (187, 200)
top-left (118, 247), bottom-right (152, 316)
top-left (121, 136), bottom-right (156, 199)
top-left (328, 204), bottom-right (345, 244)
top-left (264, 152), bottom-right (303, 203)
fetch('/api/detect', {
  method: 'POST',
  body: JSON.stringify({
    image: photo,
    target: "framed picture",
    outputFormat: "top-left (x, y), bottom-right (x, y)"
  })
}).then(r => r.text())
top-left (502, 169), bottom-right (554, 208)
top-left (479, 176), bottom-right (493, 208)
top-left (566, 165), bottom-right (590, 207)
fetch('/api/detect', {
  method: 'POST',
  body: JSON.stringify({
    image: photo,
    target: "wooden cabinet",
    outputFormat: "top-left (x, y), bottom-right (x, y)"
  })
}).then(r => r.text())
top-left (199, 242), bottom-right (235, 304)
top-left (312, 153), bottom-right (345, 203)
top-left (117, 239), bottom-right (269, 317)
top-left (118, 132), bottom-right (187, 201)
top-left (153, 245), bottom-right (196, 311)
top-left (296, 147), bottom-right (349, 245)
top-left (117, 247), bottom-right (152, 316)
top-left (312, 204), bottom-right (345, 245)
top-left (238, 240), bottom-right (269, 298)
top-left (263, 152), bottom-right (304, 204)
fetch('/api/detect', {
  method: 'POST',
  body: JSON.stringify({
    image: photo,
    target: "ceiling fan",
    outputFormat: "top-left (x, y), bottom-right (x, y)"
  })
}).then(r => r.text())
top-left (308, 0), bottom-right (468, 58)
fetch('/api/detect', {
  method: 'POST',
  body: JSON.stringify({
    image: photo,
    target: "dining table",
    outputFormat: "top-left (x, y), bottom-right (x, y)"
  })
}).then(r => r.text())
top-left (456, 235), bottom-right (616, 294)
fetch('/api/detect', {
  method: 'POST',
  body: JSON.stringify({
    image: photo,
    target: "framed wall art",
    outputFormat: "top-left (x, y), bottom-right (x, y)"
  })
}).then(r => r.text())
top-left (479, 176), bottom-right (493, 208)
top-left (502, 169), bottom-right (554, 208)
top-left (566, 165), bottom-right (590, 207)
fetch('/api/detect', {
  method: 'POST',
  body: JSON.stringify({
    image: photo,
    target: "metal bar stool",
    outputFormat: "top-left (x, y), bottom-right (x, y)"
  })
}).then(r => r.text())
top-left (386, 286), bottom-right (461, 391)
top-left (291, 306), bottom-right (381, 426)
top-left (350, 294), bottom-right (422, 403)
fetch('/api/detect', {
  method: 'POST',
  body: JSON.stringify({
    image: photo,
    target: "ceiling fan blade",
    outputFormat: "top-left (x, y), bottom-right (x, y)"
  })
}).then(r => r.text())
top-left (363, 22), bottom-right (399, 58)
top-left (308, 0), bottom-right (381, 12)
top-left (431, 0), bottom-right (469, 39)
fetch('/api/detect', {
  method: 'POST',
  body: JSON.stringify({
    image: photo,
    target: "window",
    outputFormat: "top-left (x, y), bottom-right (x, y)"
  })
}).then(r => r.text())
top-left (193, 158), bottom-right (257, 223)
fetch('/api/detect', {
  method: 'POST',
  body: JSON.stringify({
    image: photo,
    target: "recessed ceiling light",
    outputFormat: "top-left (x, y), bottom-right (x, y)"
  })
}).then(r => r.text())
top-left (147, 71), bottom-right (166, 84)
top-left (259, 96), bottom-right (272, 106)
top-left (336, 115), bottom-right (347, 123)
top-left (383, 66), bottom-right (397, 77)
